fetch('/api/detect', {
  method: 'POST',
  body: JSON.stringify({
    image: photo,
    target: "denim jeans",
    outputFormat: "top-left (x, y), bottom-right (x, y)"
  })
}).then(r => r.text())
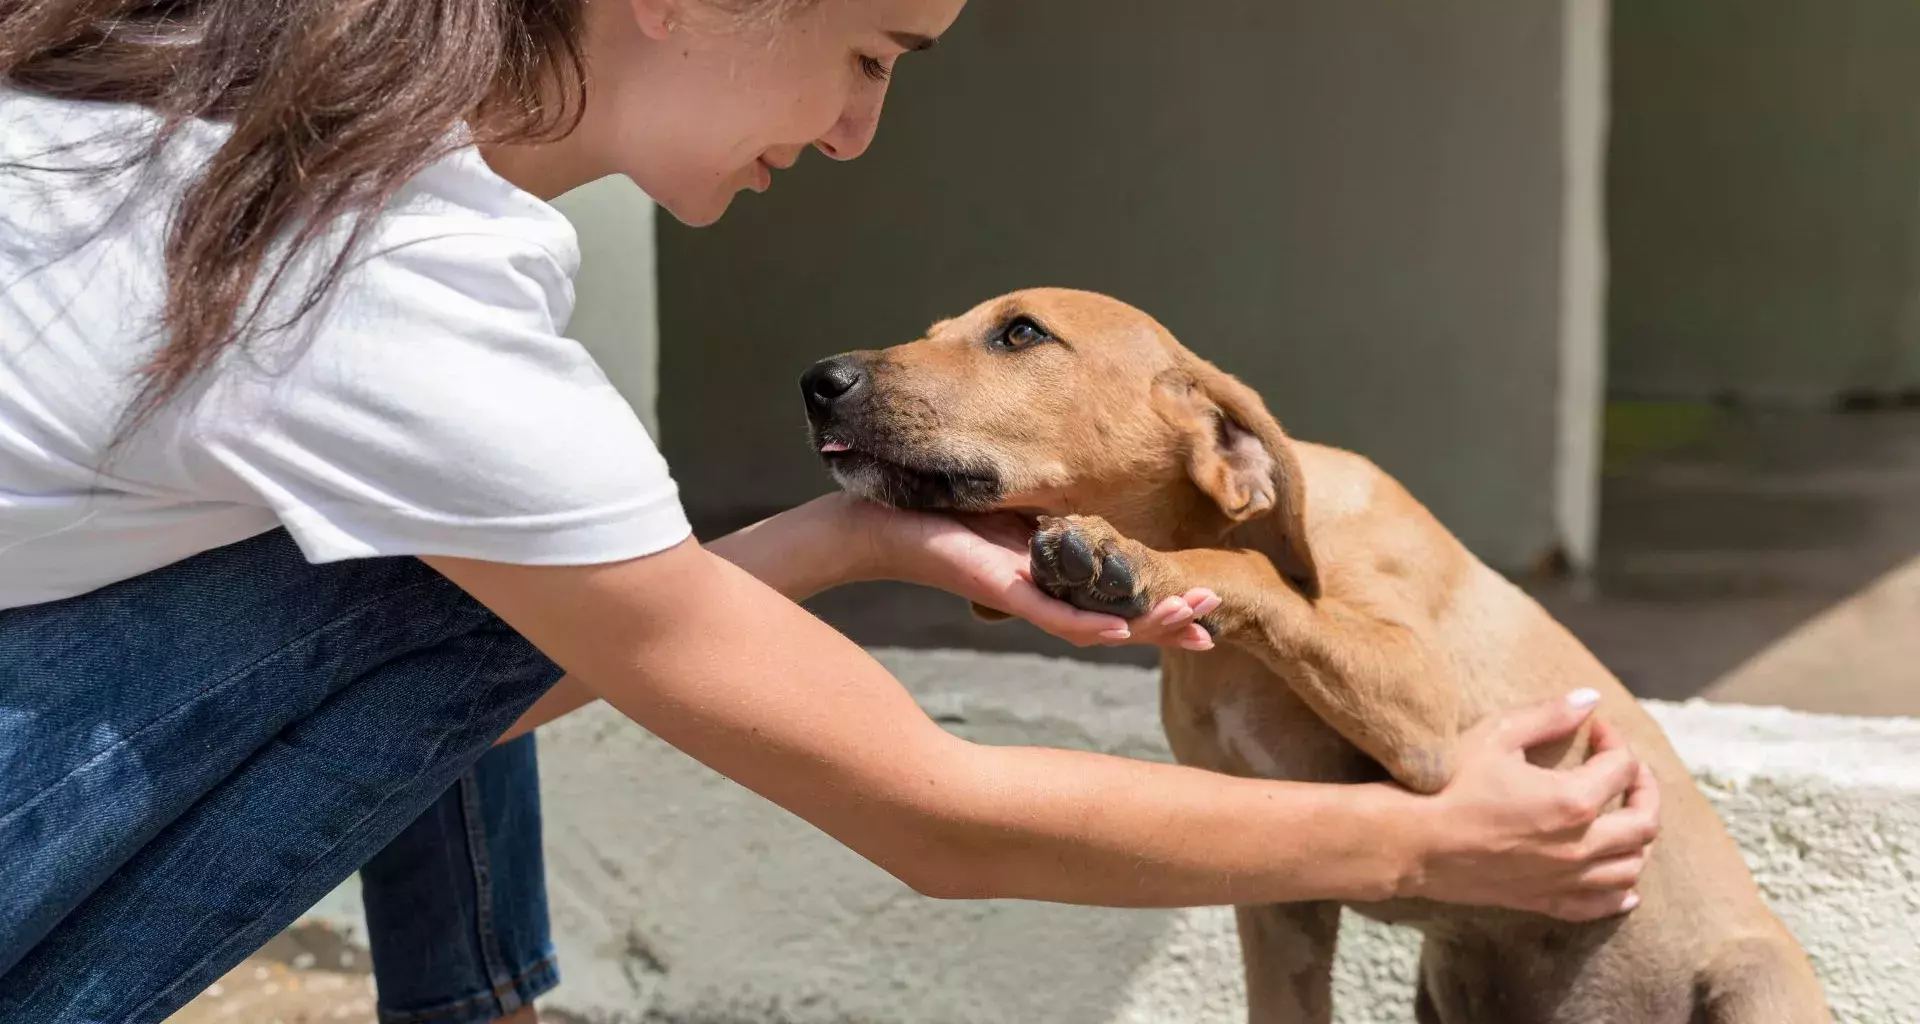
top-left (0, 528), bottom-right (565, 1024)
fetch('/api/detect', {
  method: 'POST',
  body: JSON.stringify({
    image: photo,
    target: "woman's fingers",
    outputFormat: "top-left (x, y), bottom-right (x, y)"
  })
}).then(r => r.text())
top-left (1586, 713), bottom-right (1628, 755)
top-left (1541, 888), bottom-right (1642, 924)
top-left (932, 514), bottom-right (1222, 650)
top-left (1487, 689), bottom-right (1603, 753)
top-left (1123, 590), bottom-right (1218, 650)
top-left (1551, 748), bottom-right (1641, 827)
top-left (1176, 625), bottom-right (1214, 651)
top-left (1152, 597), bottom-right (1194, 628)
top-left (994, 578), bottom-right (1130, 646)
top-left (1037, 588), bottom-right (1219, 650)
top-left (1574, 852), bottom-right (1647, 892)
top-left (1574, 763), bottom-right (1663, 861)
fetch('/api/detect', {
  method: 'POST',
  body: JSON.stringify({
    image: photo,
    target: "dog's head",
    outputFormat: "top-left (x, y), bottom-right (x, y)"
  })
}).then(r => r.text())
top-left (800, 288), bottom-right (1317, 593)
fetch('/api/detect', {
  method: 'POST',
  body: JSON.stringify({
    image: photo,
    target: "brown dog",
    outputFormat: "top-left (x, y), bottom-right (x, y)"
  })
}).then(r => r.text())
top-left (799, 288), bottom-right (1829, 1024)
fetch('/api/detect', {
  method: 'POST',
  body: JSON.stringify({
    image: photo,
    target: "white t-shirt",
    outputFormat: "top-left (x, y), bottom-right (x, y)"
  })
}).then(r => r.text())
top-left (0, 88), bottom-right (693, 610)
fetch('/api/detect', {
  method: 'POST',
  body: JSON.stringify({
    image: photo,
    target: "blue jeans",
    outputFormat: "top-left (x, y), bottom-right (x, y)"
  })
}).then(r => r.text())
top-left (0, 529), bottom-right (564, 1023)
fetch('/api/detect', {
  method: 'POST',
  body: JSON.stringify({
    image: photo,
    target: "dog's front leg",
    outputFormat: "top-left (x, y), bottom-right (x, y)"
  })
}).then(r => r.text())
top-left (1231, 903), bottom-right (1340, 1024)
top-left (1031, 515), bottom-right (1460, 794)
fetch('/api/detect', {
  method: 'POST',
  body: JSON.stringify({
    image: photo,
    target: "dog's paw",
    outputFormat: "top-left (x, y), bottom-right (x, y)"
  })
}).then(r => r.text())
top-left (1030, 515), bottom-right (1156, 620)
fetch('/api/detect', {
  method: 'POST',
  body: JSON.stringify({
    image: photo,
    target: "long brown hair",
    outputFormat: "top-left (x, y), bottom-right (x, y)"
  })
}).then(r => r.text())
top-left (0, 0), bottom-right (589, 425)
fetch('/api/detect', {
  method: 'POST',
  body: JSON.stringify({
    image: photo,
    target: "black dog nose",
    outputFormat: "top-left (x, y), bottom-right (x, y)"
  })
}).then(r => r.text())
top-left (801, 356), bottom-right (866, 411)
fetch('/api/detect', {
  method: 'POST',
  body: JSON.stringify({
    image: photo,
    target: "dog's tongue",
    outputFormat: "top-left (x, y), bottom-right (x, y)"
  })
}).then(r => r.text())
top-left (820, 441), bottom-right (851, 453)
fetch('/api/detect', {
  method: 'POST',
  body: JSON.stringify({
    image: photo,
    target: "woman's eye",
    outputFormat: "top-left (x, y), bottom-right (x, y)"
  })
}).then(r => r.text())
top-left (996, 318), bottom-right (1051, 351)
top-left (859, 55), bottom-right (892, 83)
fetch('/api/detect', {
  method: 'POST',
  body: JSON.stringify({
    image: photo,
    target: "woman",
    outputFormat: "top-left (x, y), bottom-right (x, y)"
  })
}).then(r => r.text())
top-left (0, 1), bottom-right (1660, 1022)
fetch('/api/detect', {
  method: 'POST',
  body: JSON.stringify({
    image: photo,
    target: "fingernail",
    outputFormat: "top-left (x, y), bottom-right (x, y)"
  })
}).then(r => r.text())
top-left (1158, 604), bottom-right (1194, 627)
top-left (1194, 595), bottom-right (1223, 616)
top-left (1568, 688), bottom-right (1601, 709)
top-left (1100, 628), bottom-right (1132, 641)
top-left (1621, 892), bottom-right (1641, 911)
top-left (1180, 637), bottom-right (1214, 652)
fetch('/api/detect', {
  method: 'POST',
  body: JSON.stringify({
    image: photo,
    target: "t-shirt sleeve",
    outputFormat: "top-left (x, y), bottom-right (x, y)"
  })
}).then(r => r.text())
top-left (184, 228), bottom-right (693, 566)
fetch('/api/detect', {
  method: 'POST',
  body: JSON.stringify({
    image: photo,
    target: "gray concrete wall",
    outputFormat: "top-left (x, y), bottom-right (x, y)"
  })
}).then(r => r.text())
top-left (1609, 0), bottom-right (1920, 404)
top-left (658, 1), bottom-right (1608, 571)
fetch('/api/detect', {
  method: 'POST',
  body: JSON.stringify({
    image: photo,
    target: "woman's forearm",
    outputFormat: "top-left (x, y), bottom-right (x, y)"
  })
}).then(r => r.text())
top-left (918, 743), bottom-right (1414, 906)
top-left (496, 497), bottom-right (872, 743)
top-left (704, 495), bottom-right (877, 602)
top-left (455, 541), bottom-right (1412, 909)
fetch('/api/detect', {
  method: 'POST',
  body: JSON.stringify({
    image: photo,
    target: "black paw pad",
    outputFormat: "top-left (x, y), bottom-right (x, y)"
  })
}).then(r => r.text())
top-left (1056, 529), bottom-right (1099, 586)
top-left (1030, 522), bottom-right (1151, 620)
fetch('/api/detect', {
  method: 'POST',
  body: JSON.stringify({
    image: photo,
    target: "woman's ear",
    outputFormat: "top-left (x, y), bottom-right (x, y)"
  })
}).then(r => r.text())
top-left (628, 0), bottom-right (679, 41)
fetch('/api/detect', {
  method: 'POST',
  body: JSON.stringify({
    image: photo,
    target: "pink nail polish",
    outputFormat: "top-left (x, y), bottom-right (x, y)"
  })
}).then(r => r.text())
top-left (1100, 628), bottom-right (1131, 641)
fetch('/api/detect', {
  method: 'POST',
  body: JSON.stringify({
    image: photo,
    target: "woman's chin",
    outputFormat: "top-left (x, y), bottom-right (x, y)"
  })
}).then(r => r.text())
top-left (656, 187), bottom-right (739, 228)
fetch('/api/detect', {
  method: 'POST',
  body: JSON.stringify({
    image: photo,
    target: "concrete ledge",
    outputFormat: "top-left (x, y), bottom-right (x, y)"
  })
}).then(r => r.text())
top-left (307, 649), bottom-right (1920, 1023)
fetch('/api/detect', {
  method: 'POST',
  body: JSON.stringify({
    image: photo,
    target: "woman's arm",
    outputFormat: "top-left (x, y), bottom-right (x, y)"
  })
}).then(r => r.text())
top-left (499, 495), bottom-right (1213, 742)
top-left (431, 534), bottom-right (1656, 920)
top-left (696, 493), bottom-right (1219, 643)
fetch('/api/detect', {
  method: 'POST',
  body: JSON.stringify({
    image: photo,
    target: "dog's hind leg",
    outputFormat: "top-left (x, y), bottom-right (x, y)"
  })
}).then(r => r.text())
top-left (1693, 938), bottom-right (1831, 1024)
top-left (1236, 902), bottom-right (1340, 1024)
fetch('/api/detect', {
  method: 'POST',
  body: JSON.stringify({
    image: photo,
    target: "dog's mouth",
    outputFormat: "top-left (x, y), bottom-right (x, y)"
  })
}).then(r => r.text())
top-left (812, 431), bottom-right (1004, 513)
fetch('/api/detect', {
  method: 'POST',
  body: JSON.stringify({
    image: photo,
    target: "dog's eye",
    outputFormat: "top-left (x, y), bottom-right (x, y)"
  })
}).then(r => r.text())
top-left (995, 317), bottom-right (1051, 352)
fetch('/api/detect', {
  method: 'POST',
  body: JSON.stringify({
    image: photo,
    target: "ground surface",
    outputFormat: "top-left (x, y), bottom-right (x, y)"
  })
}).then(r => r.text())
top-left (164, 923), bottom-right (377, 1024)
top-left (162, 913), bottom-right (588, 1023)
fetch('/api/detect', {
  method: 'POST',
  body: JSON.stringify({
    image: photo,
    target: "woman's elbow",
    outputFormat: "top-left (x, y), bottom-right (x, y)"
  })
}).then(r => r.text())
top-left (856, 744), bottom-right (1025, 902)
top-left (858, 793), bottom-right (1013, 901)
top-left (875, 832), bottom-right (1003, 902)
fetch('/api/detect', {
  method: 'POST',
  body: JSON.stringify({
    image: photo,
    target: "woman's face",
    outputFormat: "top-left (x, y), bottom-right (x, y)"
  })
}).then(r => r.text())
top-left (583, 0), bottom-right (966, 225)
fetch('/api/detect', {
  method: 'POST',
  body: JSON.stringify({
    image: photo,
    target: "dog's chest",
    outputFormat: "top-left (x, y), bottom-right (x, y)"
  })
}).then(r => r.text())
top-left (1159, 648), bottom-right (1381, 784)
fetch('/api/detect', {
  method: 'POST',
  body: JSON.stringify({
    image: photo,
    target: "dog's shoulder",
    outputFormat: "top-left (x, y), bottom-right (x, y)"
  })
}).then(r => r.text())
top-left (1286, 441), bottom-right (1477, 617)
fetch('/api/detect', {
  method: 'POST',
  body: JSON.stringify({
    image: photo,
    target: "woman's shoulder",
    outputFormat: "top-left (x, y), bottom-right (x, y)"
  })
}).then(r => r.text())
top-left (379, 144), bottom-right (582, 284)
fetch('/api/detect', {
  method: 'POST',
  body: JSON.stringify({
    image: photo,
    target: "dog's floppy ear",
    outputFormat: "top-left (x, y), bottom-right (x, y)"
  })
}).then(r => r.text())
top-left (1158, 362), bottom-right (1320, 597)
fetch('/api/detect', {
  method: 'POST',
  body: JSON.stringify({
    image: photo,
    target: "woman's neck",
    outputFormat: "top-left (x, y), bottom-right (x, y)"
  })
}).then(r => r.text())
top-left (479, 131), bottom-right (609, 202)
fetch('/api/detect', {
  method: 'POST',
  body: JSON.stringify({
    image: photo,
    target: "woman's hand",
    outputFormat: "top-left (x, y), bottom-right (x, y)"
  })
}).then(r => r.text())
top-left (1396, 690), bottom-right (1662, 922)
top-left (835, 495), bottom-right (1219, 650)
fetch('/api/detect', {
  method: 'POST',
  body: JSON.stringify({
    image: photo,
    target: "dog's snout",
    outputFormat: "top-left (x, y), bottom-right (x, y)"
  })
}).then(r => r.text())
top-left (801, 356), bottom-right (866, 412)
